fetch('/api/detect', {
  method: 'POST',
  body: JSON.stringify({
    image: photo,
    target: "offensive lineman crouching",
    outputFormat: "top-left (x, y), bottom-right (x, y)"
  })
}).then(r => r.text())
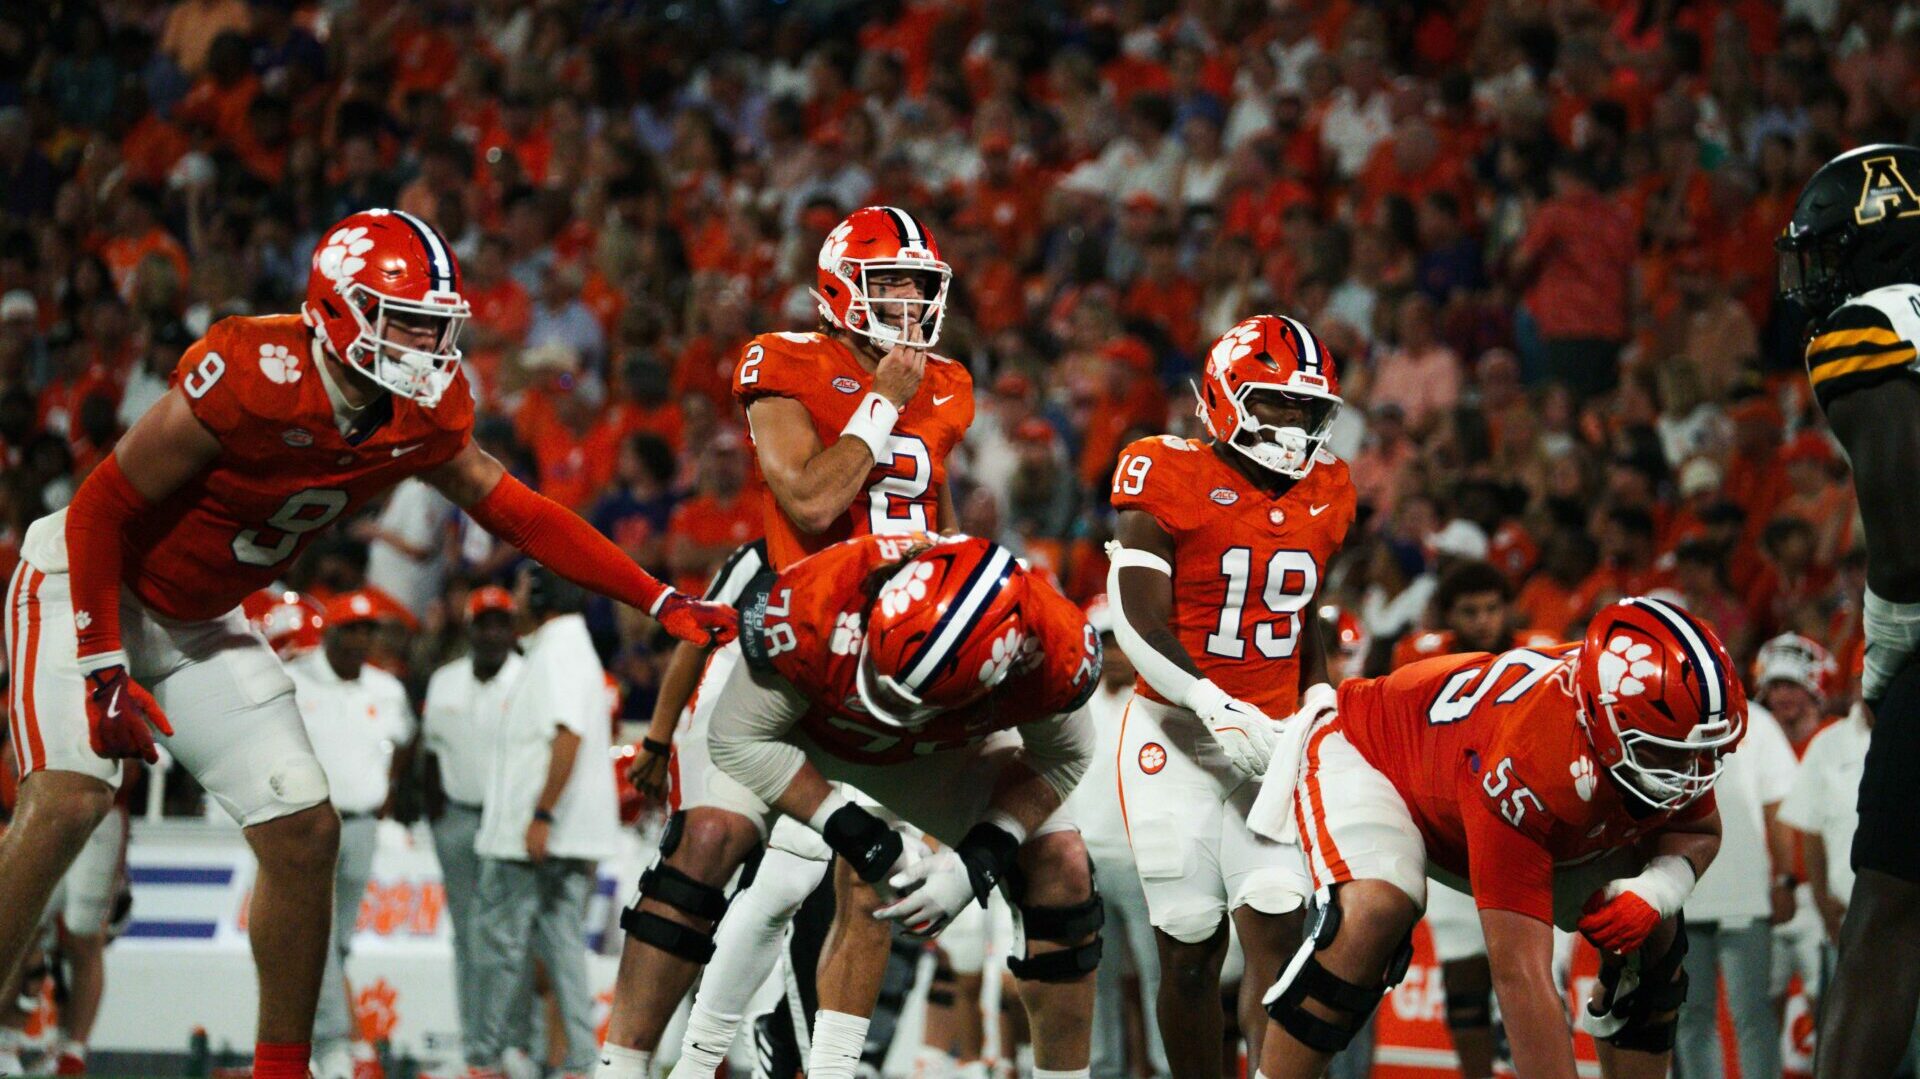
top-left (1249, 597), bottom-right (1745, 1079)
top-left (597, 532), bottom-right (1105, 1079)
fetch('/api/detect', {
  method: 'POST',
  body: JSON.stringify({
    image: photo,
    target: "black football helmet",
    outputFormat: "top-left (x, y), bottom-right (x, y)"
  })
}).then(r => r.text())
top-left (1778, 143), bottom-right (1920, 322)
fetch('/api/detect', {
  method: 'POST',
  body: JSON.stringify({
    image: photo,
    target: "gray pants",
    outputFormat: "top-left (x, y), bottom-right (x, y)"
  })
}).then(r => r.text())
top-left (315, 814), bottom-right (379, 1050)
top-left (1089, 854), bottom-right (1169, 1079)
top-left (431, 804), bottom-right (485, 1057)
top-left (469, 856), bottom-right (597, 1070)
top-left (1675, 919), bottom-right (1778, 1079)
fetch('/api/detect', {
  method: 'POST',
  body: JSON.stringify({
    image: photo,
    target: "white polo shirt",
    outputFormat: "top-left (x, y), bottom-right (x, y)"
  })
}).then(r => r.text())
top-left (1061, 682), bottom-right (1133, 865)
top-left (1778, 706), bottom-right (1871, 905)
top-left (1684, 703), bottom-right (1797, 926)
top-left (288, 650), bottom-right (416, 816)
top-left (476, 614), bottom-right (621, 863)
top-left (365, 478), bottom-right (458, 619)
top-left (422, 652), bottom-right (525, 807)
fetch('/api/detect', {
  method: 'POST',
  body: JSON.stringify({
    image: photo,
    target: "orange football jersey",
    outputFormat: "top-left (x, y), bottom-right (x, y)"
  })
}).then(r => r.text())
top-left (1110, 436), bottom-right (1356, 716)
top-left (128, 314), bottom-right (472, 621)
top-left (1388, 627), bottom-right (1560, 671)
top-left (734, 331), bottom-right (974, 569)
top-left (1332, 644), bottom-right (1715, 921)
top-left (742, 533), bottom-right (1100, 765)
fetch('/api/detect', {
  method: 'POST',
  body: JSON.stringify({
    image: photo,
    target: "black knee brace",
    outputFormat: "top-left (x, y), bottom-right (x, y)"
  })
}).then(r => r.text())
top-left (1593, 920), bottom-right (1689, 1053)
top-left (1857, 662), bottom-right (1920, 881)
top-left (1444, 988), bottom-right (1493, 1031)
top-left (1007, 879), bottom-right (1105, 983)
top-left (619, 813), bottom-right (731, 963)
top-left (1264, 890), bottom-right (1414, 1054)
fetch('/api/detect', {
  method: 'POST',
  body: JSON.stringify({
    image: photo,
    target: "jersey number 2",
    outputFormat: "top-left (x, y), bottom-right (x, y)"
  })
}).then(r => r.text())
top-left (869, 435), bottom-right (932, 533)
top-left (1204, 548), bottom-right (1318, 660)
top-left (233, 489), bottom-right (350, 567)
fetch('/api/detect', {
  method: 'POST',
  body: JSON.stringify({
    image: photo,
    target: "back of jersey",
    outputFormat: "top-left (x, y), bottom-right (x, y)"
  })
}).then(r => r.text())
top-left (733, 331), bottom-right (973, 569)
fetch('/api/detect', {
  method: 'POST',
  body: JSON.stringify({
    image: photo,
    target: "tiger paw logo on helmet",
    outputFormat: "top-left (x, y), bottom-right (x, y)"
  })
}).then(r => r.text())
top-left (315, 226), bottom-right (375, 284)
top-left (818, 220), bottom-right (855, 271)
top-left (978, 627), bottom-right (1026, 686)
top-left (1598, 634), bottom-right (1660, 699)
top-left (1208, 320), bottom-right (1263, 372)
top-left (259, 343), bottom-right (301, 385)
top-left (1571, 756), bottom-right (1598, 802)
top-left (879, 562), bottom-right (936, 617)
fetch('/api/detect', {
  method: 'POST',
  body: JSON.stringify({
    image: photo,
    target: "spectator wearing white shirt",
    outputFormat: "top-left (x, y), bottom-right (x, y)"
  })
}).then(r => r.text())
top-left (469, 568), bottom-right (621, 1076)
top-left (421, 585), bottom-right (524, 1063)
top-left (288, 591), bottom-right (416, 1079)
top-left (1779, 703), bottom-right (1870, 955)
top-left (1319, 40), bottom-right (1394, 178)
top-left (1267, 0), bottom-right (1323, 95)
top-left (116, 320), bottom-right (189, 430)
top-left (361, 478), bottom-right (460, 621)
top-left (1674, 701), bottom-right (1797, 1079)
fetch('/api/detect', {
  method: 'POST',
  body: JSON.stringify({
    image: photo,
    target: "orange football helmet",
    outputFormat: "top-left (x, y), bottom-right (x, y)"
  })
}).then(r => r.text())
top-left (857, 537), bottom-right (1031, 728)
top-left (302, 208), bottom-right (470, 406)
top-left (1193, 314), bottom-right (1342, 479)
top-left (812, 205), bottom-right (952, 351)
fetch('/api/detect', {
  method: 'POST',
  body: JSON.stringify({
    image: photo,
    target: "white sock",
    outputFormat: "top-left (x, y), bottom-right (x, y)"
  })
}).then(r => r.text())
top-left (805, 1010), bottom-right (871, 1079)
top-left (954, 1061), bottom-right (990, 1079)
top-left (1033, 1069), bottom-right (1091, 1079)
top-left (667, 1002), bottom-right (742, 1078)
top-left (595, 1043), bottom-right (652, 1079)
top-left (913, 1045), bottom-right (956, 1079)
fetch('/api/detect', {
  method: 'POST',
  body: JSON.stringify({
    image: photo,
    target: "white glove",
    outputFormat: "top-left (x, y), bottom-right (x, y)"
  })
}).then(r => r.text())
top-left (1186, 678), bottom-right (1277, 779)
top-left (874, 849), bottom-right (979, 939)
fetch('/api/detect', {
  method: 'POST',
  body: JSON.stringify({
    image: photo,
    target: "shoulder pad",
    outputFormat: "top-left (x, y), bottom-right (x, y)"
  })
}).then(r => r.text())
top-left (1806, 288), bottom-right (1920, 409)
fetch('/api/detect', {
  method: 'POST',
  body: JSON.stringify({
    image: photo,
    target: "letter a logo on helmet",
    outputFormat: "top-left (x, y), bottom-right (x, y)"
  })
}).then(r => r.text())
top-left (1856, 154), bottom-right (1920, 225)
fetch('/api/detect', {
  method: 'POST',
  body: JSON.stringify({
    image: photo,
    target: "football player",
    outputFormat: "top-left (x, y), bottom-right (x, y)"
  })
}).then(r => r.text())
top-left (1105, 314), bottom-right (1355, 1076)
top-left (1250, 596), bottom-right (1744, 1079)
top-left (609, 206), bottom-right (975, 1076)
top-left (0, 209), bottom-right (734, 1079)
top-left (597, 533), bottom-right (1104, 1079)
top-left (1778, 142), bottom-right (1920, 1078)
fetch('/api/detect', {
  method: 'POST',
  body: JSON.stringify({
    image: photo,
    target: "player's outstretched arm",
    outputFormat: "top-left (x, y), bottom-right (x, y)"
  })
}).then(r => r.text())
top-left (1824, 379), bottom-right (1920, 698)
top-left (1480, 909), bottom-right (1580, 1079)
top-left (1109, 509), bottom-right (1277, 777)
top-left (65, 389), bottom-right (220, 760)
top-left (424, 443), bottom-right (736, 647)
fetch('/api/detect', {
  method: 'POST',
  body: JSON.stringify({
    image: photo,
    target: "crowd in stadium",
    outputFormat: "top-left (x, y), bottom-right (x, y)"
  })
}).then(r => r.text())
top-left (0, 0), bottom-right (1914, 1075)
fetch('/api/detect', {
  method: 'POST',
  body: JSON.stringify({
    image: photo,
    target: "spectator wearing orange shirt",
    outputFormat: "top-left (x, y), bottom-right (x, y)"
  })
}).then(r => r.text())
top-left (1515, 530), bottom-right (1598, 638)
top-left (462, 236), bottom-right (533, 406)
top-left (173, 31), bottom-right (259, 152)
top-left (1509, 150), bottom-right (1634, 398)
top-left (1121, 230), bottom-right (1203, 357)
top-left (1775, 431), bottom-right (1853, 568)
top-left (1571, 506), bottom-right (1674, 622)
top-left (1369, 293), bottom-right (1462, 433)
top-left (1075, 336), bottom-right (1169, 489)
top-left (955, 133), bottom-right (1044, 266)
top-left (666, 429), bottom-right (760, 596)
top-left (1722, 396), bottom-right (1788, 544)
top-left (98, 188), bottom-right (189, 306)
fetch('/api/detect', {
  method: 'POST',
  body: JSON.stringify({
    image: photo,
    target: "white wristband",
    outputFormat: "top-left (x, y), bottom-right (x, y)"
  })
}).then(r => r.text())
top-left (840, 392), bottom-right (901, 460)
top-left (77, 649), bottom-right (128, 677)
top-left (807, 790), bottom-right (851, 835)
top-left (1623, 854), bottom-right (1697, 917)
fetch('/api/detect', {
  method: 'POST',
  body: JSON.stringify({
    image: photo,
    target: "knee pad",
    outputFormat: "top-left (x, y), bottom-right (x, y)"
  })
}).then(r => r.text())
top-left (1262, 890), bottom-right (1413, 1055)
top-left (1444, 988), bottom-right (1493, 1031)
top-left (1007, 874), bottom-right (1105, 984)
top-left (266, 755), bottom-right (330, 812)
top-left (620, 842), bottom-right (731, 964)
top-left (1590, 921), bottom-right (1689, 1053)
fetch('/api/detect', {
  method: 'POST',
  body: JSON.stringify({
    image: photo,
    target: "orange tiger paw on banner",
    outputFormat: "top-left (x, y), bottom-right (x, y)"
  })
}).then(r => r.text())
top-left (355, 978), bottom-right (399, 1046)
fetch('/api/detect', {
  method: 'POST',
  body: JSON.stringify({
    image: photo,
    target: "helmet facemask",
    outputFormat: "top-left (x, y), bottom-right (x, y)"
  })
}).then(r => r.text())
top-left (337, 282), bottom-right (470, 406)
top-left (1204, 383), bottom-right (1342, 479)
top-left (1776, 228), bottom-right (1850, 322)
top-left (855, 638), bottom-right (945, 730)
top-left (820, 259), bottom-right (952, 351)
top-left (1579, 686), bottom-right (1742, 811)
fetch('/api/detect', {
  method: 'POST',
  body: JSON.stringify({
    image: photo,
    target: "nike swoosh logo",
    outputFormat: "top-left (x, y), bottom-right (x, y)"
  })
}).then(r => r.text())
top-left (933, 394), bottom-right (955, 405)
top-left (107, 685), bottom-right (122, 719)
top-left (391, 444), bottom-right (422, 457)
top-left (1309, 504), bottom-right (1330, 516)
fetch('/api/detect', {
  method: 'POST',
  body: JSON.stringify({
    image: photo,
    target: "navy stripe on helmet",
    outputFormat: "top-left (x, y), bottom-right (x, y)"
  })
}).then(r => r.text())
top-left (884, 206), bottom-right (923, 249)
top-left (1278, 315), bottom-right (1320, 376)
top-left (390, 209), bottom-right (455, 293)
top-left (1626, 596), bottom-right (1726, 719)
top-left (900, 544), bottom-right (1017, 692)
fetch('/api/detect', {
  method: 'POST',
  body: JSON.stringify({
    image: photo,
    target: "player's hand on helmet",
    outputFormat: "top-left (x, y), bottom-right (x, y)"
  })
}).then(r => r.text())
top-left (1186, 679), bottom-right (1277, 779)
top-left (874, 307), bottom-right (927, 408)
top-left (654, 591), bottom-right (737, 647)
top-left (83, 663), bottom-right (173, 763)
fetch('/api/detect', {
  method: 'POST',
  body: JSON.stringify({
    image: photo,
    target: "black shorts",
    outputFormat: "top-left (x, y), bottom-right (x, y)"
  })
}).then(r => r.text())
top-left (1854, 660), bottom-right (1920, 882)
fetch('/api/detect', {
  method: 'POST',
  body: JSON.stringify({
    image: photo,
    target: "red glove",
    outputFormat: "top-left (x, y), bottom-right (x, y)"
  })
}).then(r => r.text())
top-left (1579, 888), bottom-right (1663, 954)
top-left (654, 591), bottom-right (738, 647)
top-left (84, 664), bottom-right (173, 763)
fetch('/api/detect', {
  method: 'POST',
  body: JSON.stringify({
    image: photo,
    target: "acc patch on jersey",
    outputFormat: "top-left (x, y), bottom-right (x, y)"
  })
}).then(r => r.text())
top-left (1209, 487), bottom-right (1238, 505)
top-left (832, 376), bottom-right (861, 394)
